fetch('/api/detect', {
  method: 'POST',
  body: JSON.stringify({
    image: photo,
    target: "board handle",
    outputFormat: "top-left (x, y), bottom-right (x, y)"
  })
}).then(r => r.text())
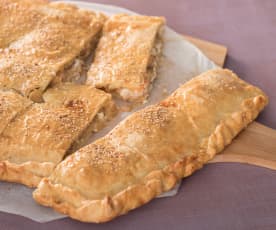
top-left (209, 122), bottom-right (276, 170)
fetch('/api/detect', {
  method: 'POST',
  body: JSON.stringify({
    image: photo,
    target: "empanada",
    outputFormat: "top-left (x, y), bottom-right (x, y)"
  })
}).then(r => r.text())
top-left (0, 0), bottom-right (105, 102)
top-left (86, 14), bottom-right (165, 102)
top-left (33, 69), bottom-right (268, 222)
top-left (0, 83), bottom-right (116, 187)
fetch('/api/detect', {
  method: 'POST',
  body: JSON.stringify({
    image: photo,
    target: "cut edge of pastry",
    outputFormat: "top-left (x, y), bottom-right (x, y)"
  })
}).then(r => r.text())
top-left (25, 39), bottom-right (105, 103)
top-left (68, 96), bottom-right (117, 154)
top-left (86, 15), bottom-right (165, 103)
top-left (33, 83), bottom-right (268, 222)
top-left (51, 15), bottom-right (106, 86)
top-left (0, 95), bottom-right (116, 188)
top-left (42, 4), bottom-right (107, 95)
top-left (0, 85), bottom-right (117, 188)
top-left (117, 26), bottom-right (164, 102)
top-left (4, 1), bottom-right (107, 103)
top-left (42, 83), bottom-right (118, 156)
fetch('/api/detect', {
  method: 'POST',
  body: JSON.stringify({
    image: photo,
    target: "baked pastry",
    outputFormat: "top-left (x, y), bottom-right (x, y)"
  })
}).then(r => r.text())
top-left (86, 14), bottom-right (165, 102)
top-left (0, 0), bottom-right (105, 102)
top-left (0, 83), bottom-right (116, 187)
top-left (42, 83), bottom-right (117, 151)
top-left (33, 69), bottom-right (268, 223)
top-left (0, 88), bottom-right (32, 135)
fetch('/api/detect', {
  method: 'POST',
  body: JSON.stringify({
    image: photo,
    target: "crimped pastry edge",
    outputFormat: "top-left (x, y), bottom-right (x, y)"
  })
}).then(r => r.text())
top-left (0, 96), bottom-right (117, 188)
top-left (33, 92), bottom-right (267, 223)
top-left (0, 161), bottom-right (55, 188)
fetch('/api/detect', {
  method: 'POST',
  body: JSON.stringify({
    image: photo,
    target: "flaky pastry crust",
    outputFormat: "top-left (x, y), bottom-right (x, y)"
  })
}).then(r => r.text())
top-left (0, 84), bottom-right (116, 187)
top-left (0, 0), bottom-right (105, 102)
top-left (34, 69), bottom-right (268, 222)
top-left (87, 14), bottom-right (165, 102)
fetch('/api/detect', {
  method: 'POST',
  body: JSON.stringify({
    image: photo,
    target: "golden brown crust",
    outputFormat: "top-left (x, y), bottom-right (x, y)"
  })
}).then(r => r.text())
top-left (0, 0), bottom-right (105, 101)
top-left (0, 84), bottom-right (117, 187)
top-left (86, 13), bottom-right (165, 102)
top-left (0, 161), bottom-right (55, 188)
top-left (33, 69), bottom-right (268, 222)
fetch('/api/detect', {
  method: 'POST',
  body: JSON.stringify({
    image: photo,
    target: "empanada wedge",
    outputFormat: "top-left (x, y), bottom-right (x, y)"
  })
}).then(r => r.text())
top-left (0, 0), bottom-right (105, 102)
top-left (86, 14), bottom-right (165, 102)
top-left (0, 83), bottom-right (116, 187)
top-left (33, 69), bottom-right (268, 222)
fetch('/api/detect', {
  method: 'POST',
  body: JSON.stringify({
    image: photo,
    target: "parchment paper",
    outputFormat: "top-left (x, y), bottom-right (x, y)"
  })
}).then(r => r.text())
top-left (0, 0), bottom-right (217, 222)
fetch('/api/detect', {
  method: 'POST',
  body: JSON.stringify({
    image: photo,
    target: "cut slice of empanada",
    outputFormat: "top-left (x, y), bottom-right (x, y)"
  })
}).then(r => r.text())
top-left (33, 69), bottom-right (268, 223)
top-left (86, 14), bottom-right (165, 102)
top-left (42, 83), bottom-right (118, 152)
top-left (0, 83), bottom-right (116, 187)
top-left (0, 0), bottom-right (105, 102)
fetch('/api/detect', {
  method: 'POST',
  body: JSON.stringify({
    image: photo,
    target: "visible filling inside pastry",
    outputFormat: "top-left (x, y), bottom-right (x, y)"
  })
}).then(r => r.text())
top-left (0, 84), bottom-right (117, 187)
top-left (147, 29), bottom-right (163, 85)
top-left (68, 99), bottom-right (117, 154)
top-left (52, 34), bottom-right (101, 85)
top-left (60, 58), bottom-right (84, 83)
top-left (118, 29), bottom-right (163, 102)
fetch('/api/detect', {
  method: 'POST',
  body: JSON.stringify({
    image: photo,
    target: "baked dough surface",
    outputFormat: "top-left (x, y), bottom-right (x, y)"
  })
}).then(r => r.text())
top-left (0, 84), bottom-right (116, 187)
top-left (33, 69), bottom-right (268, 222)
top-left (0, 0), bottom-right (105, 101)
top-left (87, 14), bottom-right (165, 102)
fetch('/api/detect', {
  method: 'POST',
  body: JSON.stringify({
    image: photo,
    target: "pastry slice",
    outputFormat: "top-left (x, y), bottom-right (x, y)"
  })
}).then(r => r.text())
top-left (42, 83), bottom-right (118, 151)
top-left (33, 69), bottom-right (268, 223)
top-left (0, 83), bottom-right (116, 187)
top-left (0, 0), bottom-right (105, 102)
top-left (0, 88), bottom-right (32, 135)
top-left (86, 14), bottom-right (165, 102)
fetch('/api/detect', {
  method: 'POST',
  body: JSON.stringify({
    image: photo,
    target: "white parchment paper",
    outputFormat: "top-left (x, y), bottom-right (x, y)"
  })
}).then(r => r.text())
top-left (0, 0), bottom-right (217, 222)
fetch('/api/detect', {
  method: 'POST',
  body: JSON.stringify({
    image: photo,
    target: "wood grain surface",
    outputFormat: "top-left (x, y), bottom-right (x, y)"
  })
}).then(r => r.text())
top-left (185, 35), bottom-right (276, 170)
top-left (184, 35), bottom-right (227, 67)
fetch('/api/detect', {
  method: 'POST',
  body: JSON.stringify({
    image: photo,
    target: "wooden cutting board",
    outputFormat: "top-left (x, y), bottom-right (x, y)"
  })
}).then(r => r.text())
top-left (184, 35), bottom-right (276, 170)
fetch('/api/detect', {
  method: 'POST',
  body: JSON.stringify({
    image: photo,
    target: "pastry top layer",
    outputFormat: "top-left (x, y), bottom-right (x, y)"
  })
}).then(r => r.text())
top-left (87, 14), bottom-right (165, 100)
top-left (50, 68), bottom-right (268, 198)
top-left (0, 0), bottom-right (105, 101)
top-left (0, 83), bottom-right (115, 165)
top-left (34, 69), bottom-right (268, 222)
